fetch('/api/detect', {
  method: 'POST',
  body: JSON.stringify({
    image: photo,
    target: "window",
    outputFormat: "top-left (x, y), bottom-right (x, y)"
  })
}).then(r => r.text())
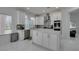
top-left (4, 15), bottom-right (12, 34)
top-left (0, 14), bottom-right (12, 34)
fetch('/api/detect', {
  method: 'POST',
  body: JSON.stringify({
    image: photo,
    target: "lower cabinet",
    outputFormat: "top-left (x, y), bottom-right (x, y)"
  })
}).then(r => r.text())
top-left (32, 30), bottom-right (59, 51)
top-left (32, 31), bottom-right (42, 45)
top-left (18, 30), bottom-right (24, 40)
top-left (32, 30), bottom-right (38, 43)
top-left (48, 34), bottom-right (58, 50)
top-left (37, 32), bottom-right (42, 45)
top-left (42, 33), bottom-right (49, 48)
top-left (42, 33), bottom-right (59, 50)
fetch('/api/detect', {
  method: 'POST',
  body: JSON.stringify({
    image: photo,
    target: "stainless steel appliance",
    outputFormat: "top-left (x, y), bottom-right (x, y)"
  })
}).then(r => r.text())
top-left (54, 20), bottom-right (61, 31)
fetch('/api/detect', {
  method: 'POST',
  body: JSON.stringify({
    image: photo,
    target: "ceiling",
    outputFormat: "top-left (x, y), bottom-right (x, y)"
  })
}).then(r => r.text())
top-left (16, 7), bottom-right (77, 15)
top-left (70, 8), bottom-right (79, 15)
top-left (16, 7), bottom-right (60, 15)
top-left (25, 7), bottom-right (57, 15)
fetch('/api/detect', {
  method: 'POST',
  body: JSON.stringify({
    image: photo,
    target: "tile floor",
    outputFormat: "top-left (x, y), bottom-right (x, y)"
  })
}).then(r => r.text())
top-left (0, 40), bottom-right (49, 51)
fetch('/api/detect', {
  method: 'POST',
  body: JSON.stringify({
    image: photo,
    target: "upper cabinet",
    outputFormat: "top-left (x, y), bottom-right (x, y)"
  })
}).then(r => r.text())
top-left (35, 12), bottom-right (62, 26)
top-left (35, 16), bottom-right (44, 25)
top-left (53, 12), bottom-right (61, 20)
top-left (50, 12), bottom-right (62, 25)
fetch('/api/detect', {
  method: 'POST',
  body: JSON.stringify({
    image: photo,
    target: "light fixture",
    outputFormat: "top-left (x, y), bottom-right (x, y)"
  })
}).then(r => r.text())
top-left (26, 7), bottom-right (30, 10)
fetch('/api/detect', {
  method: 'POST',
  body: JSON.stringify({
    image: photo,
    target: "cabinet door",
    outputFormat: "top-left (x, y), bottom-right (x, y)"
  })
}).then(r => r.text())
top-left (35, 16), bottom-right (44, 25)
top-left (32, 31), bottom-right (38, 43)
top-left (18, 30), bottom-right (24, 40)
top-left (35, 17), bottom-right (39, 25)
top-left (50, 13), bottom-right (54, 25)
top-left (48, 34), bottom-right (58, 50)
top-left (32, 31), bottom-right (42, 45)
top-left (51, 12), bottom-right (61, 20)
top-left (42, 33), bottom-right (49, 48)
top-left (36, 32), bottom-right (42, 45)
top-left (57, 12), bottom-right (61, 20)
top-left (40, 16), bottom-right (44, 25)
top-left (32, 19), bottom-right (36, 25)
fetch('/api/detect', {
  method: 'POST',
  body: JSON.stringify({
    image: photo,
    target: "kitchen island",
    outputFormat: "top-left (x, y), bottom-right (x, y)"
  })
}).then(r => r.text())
top-left (32, 29), bottom-right (61, 51)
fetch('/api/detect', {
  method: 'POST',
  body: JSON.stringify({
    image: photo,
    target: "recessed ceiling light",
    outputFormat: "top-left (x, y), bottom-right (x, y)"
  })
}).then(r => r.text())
top-left (27, 8), bottom-right (30, 10)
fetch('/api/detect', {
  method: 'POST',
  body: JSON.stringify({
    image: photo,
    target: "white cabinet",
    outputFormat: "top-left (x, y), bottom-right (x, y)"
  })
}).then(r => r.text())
top-left (50, 12), bottom-right (61, 25)
top-left (53, 12), bottom-right (61, 20)
top-left (18, 30), bottom-right (24, 41)
top-left (32, 30), bottom-right (38, 43)
top-left (40, 16), bottom-right (44, 25)
top-left (32, 30), bottom-right (60, 51)
top-left (37, 32), bottom-right (42, 45)
top-left (48, 34), bottom-right (58, 50)
top-left (42, 33), bottom-right (49, 48)
top-left (35, 16), bottom-right (44, 25)
top-left (42, 33), bottom-right (59, 50)
top-left (32, 30), bottom-right (42, 45)
top-left (50, 13), bottom-right (54, 25)
top-left (35, 17), bottom-right (39, 25)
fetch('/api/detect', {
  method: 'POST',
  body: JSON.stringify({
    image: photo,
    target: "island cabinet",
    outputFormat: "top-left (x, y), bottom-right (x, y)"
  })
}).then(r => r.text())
top-left (32, 30), bottom-right (38, 44)
top-left (42, 33), bottom-right (49, 48)
top-left (36, 32), bottom-right (42, 45)
top-left (48, 33), bottom-right (58, 50)
top-left (32, 30), bottom-right (60, 51)
top-left (32, 30), bottom-right (42, 45)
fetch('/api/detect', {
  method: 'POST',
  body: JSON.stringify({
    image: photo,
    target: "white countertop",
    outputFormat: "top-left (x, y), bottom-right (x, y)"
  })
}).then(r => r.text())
top-left (0, 32), bottom-right (18, 36)
top-left (32, 29), bottom-right (61, 35)
top-left (0, 33), bottom-right (11, 36)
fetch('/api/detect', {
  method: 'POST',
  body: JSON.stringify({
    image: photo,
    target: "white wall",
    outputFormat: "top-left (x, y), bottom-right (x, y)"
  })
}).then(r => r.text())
top-left (61, 9), bottom-right (70, 40)
top-left (70, 12), bottom-right (79, 34)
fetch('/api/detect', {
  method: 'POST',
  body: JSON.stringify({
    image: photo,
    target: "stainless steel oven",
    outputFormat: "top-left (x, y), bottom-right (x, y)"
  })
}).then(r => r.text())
top-left (54, 20), bottom-right (61, 31)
